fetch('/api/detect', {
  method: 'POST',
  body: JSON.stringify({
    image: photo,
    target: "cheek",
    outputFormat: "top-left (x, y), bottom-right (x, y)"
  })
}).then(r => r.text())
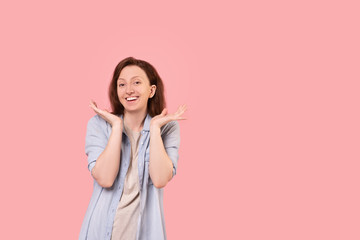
top-left (142, 87), bottom-right (151, 95)
top-left (117, 88), bottom-right (123, 96)
top-left (117, 90), bottom-right (123, 101)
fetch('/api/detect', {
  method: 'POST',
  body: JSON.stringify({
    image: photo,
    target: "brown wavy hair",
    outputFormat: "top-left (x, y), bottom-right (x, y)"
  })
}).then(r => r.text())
top-left (108, 57), bottom-right (166, 117)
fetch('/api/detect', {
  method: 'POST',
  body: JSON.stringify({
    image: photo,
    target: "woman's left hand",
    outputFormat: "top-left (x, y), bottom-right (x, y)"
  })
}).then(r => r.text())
top-left (150, 104), bottom-right (187, 129)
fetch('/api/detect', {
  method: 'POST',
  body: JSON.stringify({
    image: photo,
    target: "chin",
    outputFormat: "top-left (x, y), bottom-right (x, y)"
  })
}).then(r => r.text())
top-left (124, 107), bottom-right (147, 114)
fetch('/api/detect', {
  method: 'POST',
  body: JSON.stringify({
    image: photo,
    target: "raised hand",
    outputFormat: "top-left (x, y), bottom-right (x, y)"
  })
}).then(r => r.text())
top-left (150, 104), bottom-right (187, 129)
top-left (89, 100), bottom-right (122, 128)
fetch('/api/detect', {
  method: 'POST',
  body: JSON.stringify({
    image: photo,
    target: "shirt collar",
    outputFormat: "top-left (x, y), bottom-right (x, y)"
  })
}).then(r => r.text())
top-left (118, 113), bottom-right (152, 132)
top-left (142, 113), bottom-right (152, 131)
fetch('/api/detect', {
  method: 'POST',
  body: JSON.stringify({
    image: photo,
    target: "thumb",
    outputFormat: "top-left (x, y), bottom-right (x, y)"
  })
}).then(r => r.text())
top-left (161, 108), bottom-right (167, 116)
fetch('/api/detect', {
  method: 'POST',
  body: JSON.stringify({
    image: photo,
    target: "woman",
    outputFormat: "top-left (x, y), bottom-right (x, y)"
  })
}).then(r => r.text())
top-left (79, 57), bottom-right (186, 240)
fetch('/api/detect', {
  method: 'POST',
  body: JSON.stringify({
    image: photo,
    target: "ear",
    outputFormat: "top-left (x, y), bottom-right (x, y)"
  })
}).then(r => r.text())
top-left (150, 85), bottom-right (157, 98)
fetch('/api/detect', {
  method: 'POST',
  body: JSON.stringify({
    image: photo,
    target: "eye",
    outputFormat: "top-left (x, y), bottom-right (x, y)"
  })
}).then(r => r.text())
top-left (118, 83), bottom-right (125, 87)
top-left (134, 81), bottom-right (141, 85)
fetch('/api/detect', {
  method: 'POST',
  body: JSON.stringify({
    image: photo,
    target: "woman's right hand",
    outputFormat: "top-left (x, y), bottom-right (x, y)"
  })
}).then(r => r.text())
top-left (89, 100), bottom-right (122, 129)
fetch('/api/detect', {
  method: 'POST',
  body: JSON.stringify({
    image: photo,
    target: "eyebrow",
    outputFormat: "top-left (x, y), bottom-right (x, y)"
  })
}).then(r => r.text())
top-left (117, 76), bottom-right (142, 81)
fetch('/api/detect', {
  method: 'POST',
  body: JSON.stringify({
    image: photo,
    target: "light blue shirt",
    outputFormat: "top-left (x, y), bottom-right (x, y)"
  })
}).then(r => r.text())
top-left (79, 113), bottom-right (180, 240)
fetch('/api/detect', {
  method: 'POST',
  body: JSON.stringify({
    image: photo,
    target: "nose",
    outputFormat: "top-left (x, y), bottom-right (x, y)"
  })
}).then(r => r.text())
top-left (125, 84), bottom-right (134, 94)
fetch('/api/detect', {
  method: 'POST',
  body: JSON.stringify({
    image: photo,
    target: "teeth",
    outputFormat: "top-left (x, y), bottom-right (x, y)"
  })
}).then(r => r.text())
top-left (126, 97), bottom-right (138, 101)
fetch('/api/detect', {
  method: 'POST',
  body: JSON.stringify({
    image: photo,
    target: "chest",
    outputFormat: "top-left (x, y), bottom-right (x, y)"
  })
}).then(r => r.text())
top-left (118, 131), bottom-right (151, 189)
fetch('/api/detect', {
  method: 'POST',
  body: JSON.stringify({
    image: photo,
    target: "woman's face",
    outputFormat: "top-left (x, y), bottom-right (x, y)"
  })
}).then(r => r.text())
top-left (117, 65), bottom-right (156, 115)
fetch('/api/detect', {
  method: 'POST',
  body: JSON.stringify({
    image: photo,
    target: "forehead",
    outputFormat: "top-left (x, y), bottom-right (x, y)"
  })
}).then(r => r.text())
top-left (118, 65), bottom-right (147, 80)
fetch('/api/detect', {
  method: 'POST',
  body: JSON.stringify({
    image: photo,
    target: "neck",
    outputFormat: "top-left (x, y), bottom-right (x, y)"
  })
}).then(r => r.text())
top-left (123, 110), bottom-right (147, 132)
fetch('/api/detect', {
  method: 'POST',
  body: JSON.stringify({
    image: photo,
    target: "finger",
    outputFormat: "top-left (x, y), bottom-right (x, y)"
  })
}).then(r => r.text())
top-left (174, 105), bottom-right (184, 115)
top-left (89, 102), bottom-right (96, 110)
top-left (180, 104), bottom-right (187, 113)
top-left (178, 104), bottom-right (187, 113)
top-left (90, 106), bottom-right (100, 115)
top-left (97, 108), bottom-right (108, 116)
top-left (175, 105), bottom-right (187, 117)
top-left (90, 99), bottom-right (98, 108)
top-left (176, 114), bottom-right (187, 120)
top-left (181, 104), bottom-right (188, 112)
top-left (89, 102), bottom-right (106, 116)
top-left (91, 107), bottom-right (100, 115)
top-left (89, 101), bottom-right (98, 110)
top-left (89, 105), bottom-right (100, 115)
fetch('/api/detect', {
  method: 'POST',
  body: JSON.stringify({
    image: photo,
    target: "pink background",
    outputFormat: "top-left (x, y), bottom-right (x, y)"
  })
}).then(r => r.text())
top-left (1, 0), bottom-right (359, 239)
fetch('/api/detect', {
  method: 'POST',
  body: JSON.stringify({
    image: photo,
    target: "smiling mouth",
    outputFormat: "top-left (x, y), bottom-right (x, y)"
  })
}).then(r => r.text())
top-left (125, 96), bottom-right (139, 101)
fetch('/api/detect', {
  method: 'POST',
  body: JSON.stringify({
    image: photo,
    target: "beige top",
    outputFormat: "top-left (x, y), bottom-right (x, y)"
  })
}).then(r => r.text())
top-left (111, 124), bottom-right (141, 240)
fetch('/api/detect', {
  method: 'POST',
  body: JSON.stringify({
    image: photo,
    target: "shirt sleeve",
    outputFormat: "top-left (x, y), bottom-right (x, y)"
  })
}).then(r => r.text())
top-left (161, 121), bottom-right (181, 178)
top-left (85, 115), bottom-right (108, 177)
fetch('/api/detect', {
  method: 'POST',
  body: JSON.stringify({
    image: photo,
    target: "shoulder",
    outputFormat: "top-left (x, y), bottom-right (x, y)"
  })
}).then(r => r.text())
top-left (87, 114), bottom-right (109, 132)
top-left (160, 120), bottom-right (180, 136)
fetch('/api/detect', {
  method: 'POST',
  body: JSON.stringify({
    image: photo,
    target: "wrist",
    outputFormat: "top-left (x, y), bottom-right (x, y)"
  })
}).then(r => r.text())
top-left (112, 122), bottom-right (123, 131)
top-left (150, 125), bottom-right (161, 134)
